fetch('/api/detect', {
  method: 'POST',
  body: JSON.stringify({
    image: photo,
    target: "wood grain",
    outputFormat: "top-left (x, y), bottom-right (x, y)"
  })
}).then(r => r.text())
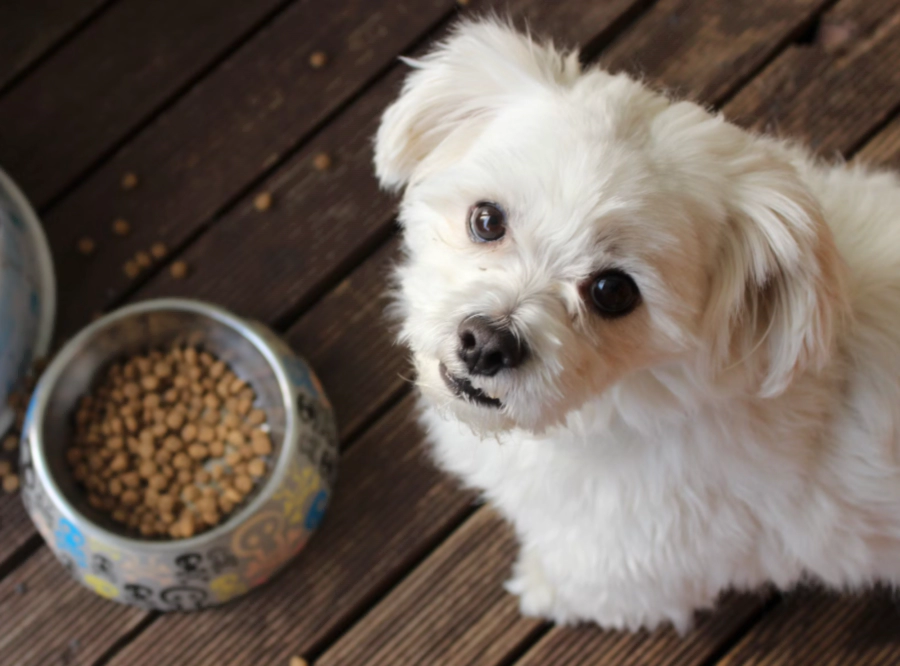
top-left (318, 507), bottom-right (543, 666)
top-left (0, 0), bottom-right (288, 208)
top-left (0, 0), bottom-right (108, 92)
top-left (0, 547), bottom-right (146, 666)
top-left (0, 491), bottom-right (37, 567)
top-left (724, 0), bottom-right (900, 155)
top-left (43, 0), bottom-right (454, 342)
top-left (515, 595), bottom-right (768, 666)
top-left (601, 0), bottom-right (831, 104)
top-left (715, 590), bottom-right (900, 665)
top-left (106, 396), bottom-right (475, 666)
top-left (855, 114), bottom-right (900, 170)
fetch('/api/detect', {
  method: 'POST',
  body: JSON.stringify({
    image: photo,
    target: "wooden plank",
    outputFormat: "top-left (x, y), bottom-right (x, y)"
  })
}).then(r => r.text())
top-left (283, 238), bottom-right (404, 440)
top-left (0, 0), bottom-right (108, 92)
top-left (0, 494), bottom-right (36, 567)
top-left (317, 507), bottom-right (543, 666)
top-left (42, 0), bottom-right (455, 341)
top-left (515, 595), bottom-right (766, 666)
top-left (855, 114), bottom-right (900, 170)
top-left (724, 0), bottom-right (900, 155)
top-left (601, 0), bottom-right (830, 104)
top-left (715, 591), bottom-right (900, 665)
top-left (105, 395), bottom-right (474, 666)
top-left (0, 0), bottom-right (288, 208)
top-left (0, 547), bottom-right (147, 665)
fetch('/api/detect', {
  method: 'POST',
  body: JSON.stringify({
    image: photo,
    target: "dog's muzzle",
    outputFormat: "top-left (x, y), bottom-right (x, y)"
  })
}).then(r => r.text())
top-left (439, 362), bottom-right (502, 409)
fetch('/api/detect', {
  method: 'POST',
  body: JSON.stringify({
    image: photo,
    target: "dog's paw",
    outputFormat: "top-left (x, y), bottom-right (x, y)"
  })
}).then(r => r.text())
top-left (505, 549), bottom-right (557, 618)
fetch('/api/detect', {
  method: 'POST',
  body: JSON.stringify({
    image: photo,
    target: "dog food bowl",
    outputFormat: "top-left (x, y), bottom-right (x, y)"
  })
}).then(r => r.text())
top-left (0, 167), bottom-right (55, 434)
top-left (19, 299), bottom-right (338, 611)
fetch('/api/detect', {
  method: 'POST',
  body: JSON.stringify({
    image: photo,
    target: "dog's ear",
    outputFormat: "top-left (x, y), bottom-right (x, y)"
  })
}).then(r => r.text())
top-left (703, 150), bottom-right (850, 397)
top-left (374, 19), bottom-right (580, 191)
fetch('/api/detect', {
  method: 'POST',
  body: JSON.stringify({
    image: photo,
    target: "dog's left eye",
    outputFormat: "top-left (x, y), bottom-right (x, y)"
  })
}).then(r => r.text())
top-left (469, 202), bottom-right (506, 242)
top-left (588, 270), bottom-right (641, 318)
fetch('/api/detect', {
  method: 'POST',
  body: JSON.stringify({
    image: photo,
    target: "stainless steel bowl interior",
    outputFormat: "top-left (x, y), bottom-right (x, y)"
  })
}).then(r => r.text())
top-left (38, 306), bottom-right (287, 538)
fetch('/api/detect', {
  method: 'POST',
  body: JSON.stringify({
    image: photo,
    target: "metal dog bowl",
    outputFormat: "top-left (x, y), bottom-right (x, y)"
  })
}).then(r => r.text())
top-left (0, 167), bottom-right (56, 434)
top-left (19, 299), bottom-right (338, 611)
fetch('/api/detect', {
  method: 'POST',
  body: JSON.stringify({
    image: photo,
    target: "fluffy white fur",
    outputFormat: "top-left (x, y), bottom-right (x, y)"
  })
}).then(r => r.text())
top-left (374, 19), bottom-right (900, 632)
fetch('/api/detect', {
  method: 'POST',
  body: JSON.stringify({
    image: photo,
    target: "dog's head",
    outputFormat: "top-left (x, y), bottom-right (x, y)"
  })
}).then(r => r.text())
top-left (376, 20), bottom-right (849, 433)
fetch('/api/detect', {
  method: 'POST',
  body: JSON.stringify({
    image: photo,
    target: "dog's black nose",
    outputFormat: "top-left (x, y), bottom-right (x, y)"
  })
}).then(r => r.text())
top-left (457, 316), bottom-right (526, 376)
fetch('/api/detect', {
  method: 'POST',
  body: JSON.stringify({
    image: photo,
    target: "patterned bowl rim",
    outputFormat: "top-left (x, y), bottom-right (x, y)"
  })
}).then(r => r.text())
top-left (26, 298), bottom-right (306, 553)
top-left (0, 166), bottom-right (56, 359)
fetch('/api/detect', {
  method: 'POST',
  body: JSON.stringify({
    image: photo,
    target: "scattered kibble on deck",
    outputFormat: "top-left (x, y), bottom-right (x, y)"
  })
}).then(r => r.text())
top-left (150, 242), bottom-right (167, 259)
top-left (124, 260), bottom-right (140, 278)
top-left (313, 152), bottom-right (332, 171)
top-left (289, 657), bottom-right (308, 666)
top-left (121, 172), bottom-right (139, 190)
top-left (170, 260), bottom-right (189, 279)
top-left (254, 192), bottom-right (273, 212)
top-left (77, 237), bottom-right (95, 255)
top-left (112, 218), bottom-right (131, 236)
top-left (309, 51), bottom-right (327, 68)
top-left (135, 250), bottom-right (152, 269)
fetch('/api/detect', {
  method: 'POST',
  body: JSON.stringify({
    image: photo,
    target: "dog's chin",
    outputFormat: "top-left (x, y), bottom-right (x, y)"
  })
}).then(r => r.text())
top-left (414, 358), bottom-right (517, 434)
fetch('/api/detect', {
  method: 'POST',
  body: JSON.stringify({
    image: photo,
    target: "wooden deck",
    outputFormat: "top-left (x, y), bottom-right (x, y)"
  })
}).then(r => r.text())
top-left (2, 0), bottom-right (900, 663)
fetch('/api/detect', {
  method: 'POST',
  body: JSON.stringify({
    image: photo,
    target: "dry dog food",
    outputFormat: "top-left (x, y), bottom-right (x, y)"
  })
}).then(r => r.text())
top-left (170, 260), bottom-right (189, 280)
top-left (253, 192), bottom-right (273, 212)
top-left (308, 51), bottom-right (327, 68)
top-left (312, 152), bottom-right (332, 171)
top-left (121, 172), bottom-right (139, 190)
top-left (67, 345), bottom-right (273, 539)
top-left (77, 237), bottom-right (96, 256)
top-left (112, 218), bottom-right (131, 236)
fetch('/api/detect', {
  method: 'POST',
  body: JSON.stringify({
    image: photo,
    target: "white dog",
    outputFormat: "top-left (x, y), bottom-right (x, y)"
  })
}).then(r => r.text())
top-left (374, 19), bottom-right (900, 632)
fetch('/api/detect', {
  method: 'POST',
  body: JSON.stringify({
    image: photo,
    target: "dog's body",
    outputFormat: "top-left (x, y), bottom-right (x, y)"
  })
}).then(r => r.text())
top-left (374, 20), bottom-right (900, 631)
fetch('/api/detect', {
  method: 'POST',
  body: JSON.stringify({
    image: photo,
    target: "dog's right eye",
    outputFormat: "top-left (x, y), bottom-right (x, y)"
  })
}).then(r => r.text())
top-left (588, 270), bottom-right (641, 318)
top-left (469, 202), bottom-right (506, 242)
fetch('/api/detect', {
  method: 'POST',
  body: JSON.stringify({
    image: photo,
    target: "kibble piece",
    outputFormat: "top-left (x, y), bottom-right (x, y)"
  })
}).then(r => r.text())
top-left (194, 469), bottom-right (210, 485)
top-left (123, 260), bottom-right (140, 278)
top-left (3, 474), bottom-right (20, 493)
top-left (234, 474), bottom-right (254, 494)
top-left (163, 436), bottom-right (183, 453)
top-left (165, 411), bottom-right (184, 431)
top-left (188, 443), bottom-right (208, 460)
top-left (0, 460), bottom-right (12, 476)
top-left (148, 474), bottom-right (168, 491)
top-left (170, 260), bottom-right (189, 279)
top-left (313, 152), bottom-right (332, 171)
top-left (77, 237), bottom-right (96, 255)
top-left (172, 452), bottom-right (192, 470)
top-left (135, 250), bottom-right (152, 269)
top-left (138, 460), bottom-right (157, 479)
top-left (121, 172), bottom-right (139, 190)
top-left (247, 409), bottom-right (267, 426)
top-left (121, 489), bottom-right (140, 506)
top-left (112, 218), bottom-right (131, 236)
top-left (248, 458), bottom-right (266, 478)
top-left (251, 432), bottom-right (273, 456)
top-left (290, 657), bottom-right (308, 666)
top-left (253, 192), bottom-right (272, 212)
top-left (197, 425), bottom-right (215, 443)
top-left (309, 51), bottom-right (327, 68)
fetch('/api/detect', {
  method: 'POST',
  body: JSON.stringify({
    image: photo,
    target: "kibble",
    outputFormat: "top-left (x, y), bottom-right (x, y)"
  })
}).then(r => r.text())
top-left (66, 344), bottom-right (271, 538)
top-left (150, 242), bottom-right (167, 260)
top-left (135, 250), bottom-right (152, 269)
top-left (124, 260), bottom-right (140, 279)
top-left (170, 260), bottom-right (189, 280)
top-left (312, 152), bottom-right (332, 171)
top-left (253, 192), bottom-right (272, 212)
top-left (121, 172), bottom-right (139, 190)
top-left (77, 237), bottom-right (96, 256)
top-left (112, 218), bottom-right (131, 236)
top-left (309, 51), bottom-right (327, 68)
